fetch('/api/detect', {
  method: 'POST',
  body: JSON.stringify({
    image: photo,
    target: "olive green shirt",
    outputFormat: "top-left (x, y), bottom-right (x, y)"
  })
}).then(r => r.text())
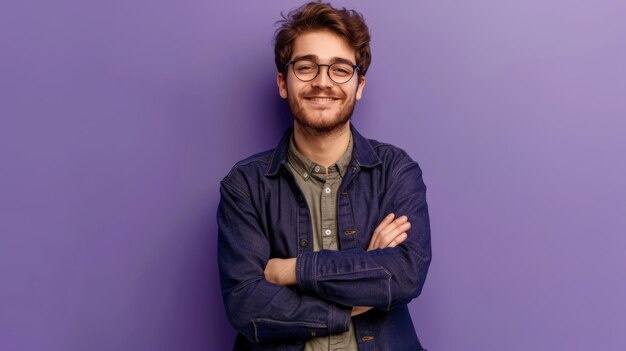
top-left (287, 132), bottom-right (357, 351)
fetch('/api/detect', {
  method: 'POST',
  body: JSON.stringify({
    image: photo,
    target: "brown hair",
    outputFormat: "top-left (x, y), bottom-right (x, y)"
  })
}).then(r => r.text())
top-left (274, 1), bottom-right (372, 76)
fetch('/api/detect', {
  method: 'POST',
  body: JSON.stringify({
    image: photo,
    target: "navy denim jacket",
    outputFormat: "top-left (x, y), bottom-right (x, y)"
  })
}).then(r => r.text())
top-left (217, 125), bottom-right (431, 350)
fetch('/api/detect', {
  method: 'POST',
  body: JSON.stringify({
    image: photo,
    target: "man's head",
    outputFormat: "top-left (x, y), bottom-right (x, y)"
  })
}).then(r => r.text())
top-left (274, 2), bottom-right (371, 135)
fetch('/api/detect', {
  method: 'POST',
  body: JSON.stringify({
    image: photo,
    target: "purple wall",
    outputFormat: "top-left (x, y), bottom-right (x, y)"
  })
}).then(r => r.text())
top-left (2, 0), bottom-right (625, 350)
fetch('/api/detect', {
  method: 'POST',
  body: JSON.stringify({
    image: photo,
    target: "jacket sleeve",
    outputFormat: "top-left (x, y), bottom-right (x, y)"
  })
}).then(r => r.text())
top-left (217, 179), bottom-right (352, 344)
top-left (296, 161), bottom-right (432, 311)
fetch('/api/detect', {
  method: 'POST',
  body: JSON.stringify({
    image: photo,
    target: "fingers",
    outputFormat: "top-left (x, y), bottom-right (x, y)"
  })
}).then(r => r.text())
top-left (368, 213), bottom-right (395, 250)
top-left (373, 215), bottom-right (408, 248)
top-left (264, 258), bottom-right (297, 286)
top-left (372, 213), bottom-right (395, 237)
top-left (263, 258), bottom-right (276, 283)
top-left (377, 219), bottom-right (410, 248)
top-left (368, 214), bottom-right (411, 250)
top-left (386, 232), bottom-right (408, 248)
top-left (264, 258), bottom-right (283, 284)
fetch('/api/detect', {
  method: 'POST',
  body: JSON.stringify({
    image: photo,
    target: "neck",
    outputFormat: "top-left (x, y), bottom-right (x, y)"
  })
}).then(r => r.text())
top-left (293, 122), bottom-right (351, 169)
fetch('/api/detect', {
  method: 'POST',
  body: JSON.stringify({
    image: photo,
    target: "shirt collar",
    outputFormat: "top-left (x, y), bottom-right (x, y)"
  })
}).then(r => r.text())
top-left (287, 132), bottom-right (353, 180)
top-left (265, 123), bottom-right (381, 177)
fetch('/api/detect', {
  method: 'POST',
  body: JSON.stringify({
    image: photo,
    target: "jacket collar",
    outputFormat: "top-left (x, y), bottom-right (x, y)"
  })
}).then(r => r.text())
top-left (265, 123), bottom-right (382, 177)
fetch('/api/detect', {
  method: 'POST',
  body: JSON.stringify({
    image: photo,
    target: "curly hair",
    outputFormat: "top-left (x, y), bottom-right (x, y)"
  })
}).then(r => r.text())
top-left (274, 1), bottom-right (372, 76)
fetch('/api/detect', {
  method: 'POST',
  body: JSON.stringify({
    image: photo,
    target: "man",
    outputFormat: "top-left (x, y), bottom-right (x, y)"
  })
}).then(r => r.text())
top-left (217, 2), bottom-right (431, 350)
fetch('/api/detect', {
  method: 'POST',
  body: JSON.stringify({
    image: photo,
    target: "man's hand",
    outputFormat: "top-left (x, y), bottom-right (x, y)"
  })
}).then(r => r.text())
top-left (264, 261), bottom-right (372, 317)
top-left (353, 214), bottom-right (411, 316)
top-left (351, 306), bottom-right (373, 316)
top-left (367, 213), bottom-right (410, 251)
top-left (264, 258), bottom-right (297, 286)
top-left (264, 213), bottom-right (408, 309)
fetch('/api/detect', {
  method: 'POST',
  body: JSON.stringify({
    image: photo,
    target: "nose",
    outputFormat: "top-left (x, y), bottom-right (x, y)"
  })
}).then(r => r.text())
top-left (311, 65), bottom-right (334, 89)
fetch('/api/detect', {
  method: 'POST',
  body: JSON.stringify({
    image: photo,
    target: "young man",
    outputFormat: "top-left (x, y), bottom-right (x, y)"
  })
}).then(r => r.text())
top-left (217, 2), bottom-right (431, 350)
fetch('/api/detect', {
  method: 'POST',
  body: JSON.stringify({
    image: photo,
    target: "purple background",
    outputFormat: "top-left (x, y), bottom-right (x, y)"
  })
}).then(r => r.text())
top-left (2, 0), bottom-right (625, 350)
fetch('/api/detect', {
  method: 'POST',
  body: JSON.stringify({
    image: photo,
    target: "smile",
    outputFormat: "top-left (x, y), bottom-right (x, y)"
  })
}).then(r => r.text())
top-left (305, 97), bottom-right (340, 104)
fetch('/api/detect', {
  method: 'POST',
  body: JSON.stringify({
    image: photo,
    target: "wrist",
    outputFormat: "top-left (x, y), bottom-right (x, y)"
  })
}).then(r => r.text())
top-left (284, 258), bottom-right (297, 285)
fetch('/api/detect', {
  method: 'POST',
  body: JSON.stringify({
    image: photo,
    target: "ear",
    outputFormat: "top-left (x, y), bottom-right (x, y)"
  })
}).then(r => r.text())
top-left (355, 75), bottom-right (366, 101)
top-left (277, 72), bottom-right (288, 99)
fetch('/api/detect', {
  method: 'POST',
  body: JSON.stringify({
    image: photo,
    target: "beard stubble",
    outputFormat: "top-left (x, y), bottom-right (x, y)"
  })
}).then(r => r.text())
top-left (287, 89), bottom-right (357, 136)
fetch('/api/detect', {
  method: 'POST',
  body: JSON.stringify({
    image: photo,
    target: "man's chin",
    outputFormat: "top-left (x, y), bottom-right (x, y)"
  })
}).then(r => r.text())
top-left (288, 100), bottom-right (355, 135)
top-left (293, 115), bottom-right (351, 134)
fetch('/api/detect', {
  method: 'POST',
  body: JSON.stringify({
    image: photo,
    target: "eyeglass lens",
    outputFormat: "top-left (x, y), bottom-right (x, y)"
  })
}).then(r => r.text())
top-left (292, 60), bottom-right (355, 84)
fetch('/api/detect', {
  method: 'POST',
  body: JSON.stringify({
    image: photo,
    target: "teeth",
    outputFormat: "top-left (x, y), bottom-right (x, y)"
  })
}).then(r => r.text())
top-left (309, 98), bottom-right (336, 102)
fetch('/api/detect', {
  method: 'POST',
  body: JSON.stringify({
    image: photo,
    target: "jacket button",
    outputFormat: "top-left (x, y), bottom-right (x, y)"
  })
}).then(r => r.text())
top-left (299, 239), bottom-right (308, 247)
top-left (361, 335), bottom-right (374, 342)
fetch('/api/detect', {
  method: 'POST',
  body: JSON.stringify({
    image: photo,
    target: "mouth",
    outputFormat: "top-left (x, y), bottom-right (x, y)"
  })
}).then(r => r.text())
top-left (305, 96), bottom-right (340, 105)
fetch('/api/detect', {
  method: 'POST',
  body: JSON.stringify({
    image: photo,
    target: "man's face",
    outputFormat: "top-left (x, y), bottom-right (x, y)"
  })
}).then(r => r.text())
top-left (277, 30), bottom-right (366, 134)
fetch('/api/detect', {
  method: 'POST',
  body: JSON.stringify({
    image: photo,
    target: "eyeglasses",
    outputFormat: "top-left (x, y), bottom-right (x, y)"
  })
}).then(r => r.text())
top-left (284, 59), bottom-right (359, 84)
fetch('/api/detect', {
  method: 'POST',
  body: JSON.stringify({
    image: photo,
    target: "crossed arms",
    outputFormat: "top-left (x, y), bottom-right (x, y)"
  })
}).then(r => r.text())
top-left (217, 161), bottom-right (431, 343)
top-left (264, 213), bottom-right (412, 316)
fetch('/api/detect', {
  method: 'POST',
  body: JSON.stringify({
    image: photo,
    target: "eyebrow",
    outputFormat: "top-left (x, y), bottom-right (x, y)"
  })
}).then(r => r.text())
top-left (291, 54), bottom-right (356, 66)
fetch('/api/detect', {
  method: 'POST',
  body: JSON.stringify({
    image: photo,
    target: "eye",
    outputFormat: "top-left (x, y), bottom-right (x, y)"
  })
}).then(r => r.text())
top-left (331, 65), bottom-right (352, 76)
top-left (294, 60), bottom-right (317, 73)
top-left (296, 65), bottom-right (314, 72)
